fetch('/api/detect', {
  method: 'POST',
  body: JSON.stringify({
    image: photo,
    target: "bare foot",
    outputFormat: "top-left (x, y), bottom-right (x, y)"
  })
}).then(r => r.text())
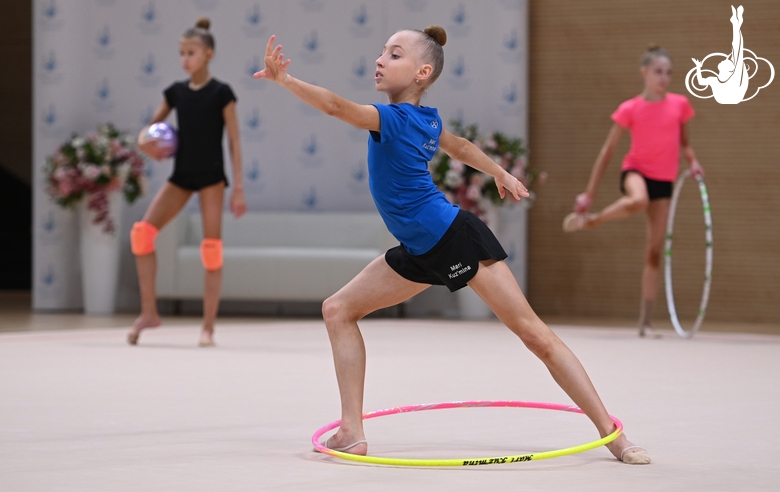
top-left (325, 432), bottom-right (368, 455)
top-left (127, 314), bottom-right (161, 345)
top-left (606, 433), bottom-right (651, 464)
top-left (198, 329), bottom-right (215, 347)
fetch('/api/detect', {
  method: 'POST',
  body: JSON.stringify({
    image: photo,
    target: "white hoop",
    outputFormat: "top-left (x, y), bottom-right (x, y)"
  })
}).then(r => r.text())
top-left (664, 170), bottom-right (713, 339)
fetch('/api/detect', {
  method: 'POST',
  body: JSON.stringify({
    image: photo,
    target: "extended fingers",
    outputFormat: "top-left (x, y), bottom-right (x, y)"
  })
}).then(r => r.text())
top-left (265, 35), bottom-right (276, 56)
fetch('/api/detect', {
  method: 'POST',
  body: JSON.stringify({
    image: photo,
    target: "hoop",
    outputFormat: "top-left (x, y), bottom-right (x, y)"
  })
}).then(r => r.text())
top-left (664, 170), bottom-right (713, 339)
top-left (312, 400), bottom-right (624, 467)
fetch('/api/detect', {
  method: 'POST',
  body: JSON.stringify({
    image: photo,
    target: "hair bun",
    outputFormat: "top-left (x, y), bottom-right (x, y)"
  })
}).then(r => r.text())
top-left (646, 43), bottom-right (662, 52)
top-left (424, 25), bottom-right (447, 47)
top-left (196, 17), bottom-right (211, 30)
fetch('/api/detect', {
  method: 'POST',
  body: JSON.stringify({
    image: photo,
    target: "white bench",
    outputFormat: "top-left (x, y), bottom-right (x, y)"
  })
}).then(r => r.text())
top-left (155, 212), bottom-right (397, 302)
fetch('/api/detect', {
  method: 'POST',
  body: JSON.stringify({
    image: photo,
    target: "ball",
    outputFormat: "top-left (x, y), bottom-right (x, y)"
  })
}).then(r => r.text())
top-left (143, 122), bottom-right (178, 158)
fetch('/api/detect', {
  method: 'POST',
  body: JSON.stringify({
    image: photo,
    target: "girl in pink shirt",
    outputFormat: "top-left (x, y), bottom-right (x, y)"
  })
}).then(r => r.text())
top-left (563, 45), bottom-right (704, 338)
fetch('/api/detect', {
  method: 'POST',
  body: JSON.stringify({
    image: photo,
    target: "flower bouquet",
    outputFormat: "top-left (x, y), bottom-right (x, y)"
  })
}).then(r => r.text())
top-left (429, 120), bottom-right (545, 225)
top-left (45, 123), bottom-right (146, 233)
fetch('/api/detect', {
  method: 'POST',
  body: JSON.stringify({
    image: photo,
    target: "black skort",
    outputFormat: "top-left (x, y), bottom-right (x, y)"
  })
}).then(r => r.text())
top-left (385, 209), bottom-right (507, 292)
top-left (620, 170), bottom-right (672, 201)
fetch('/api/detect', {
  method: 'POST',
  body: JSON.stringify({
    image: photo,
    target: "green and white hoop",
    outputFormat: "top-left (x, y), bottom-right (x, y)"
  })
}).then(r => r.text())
top-left (664, 169), bottom-right (713, 339)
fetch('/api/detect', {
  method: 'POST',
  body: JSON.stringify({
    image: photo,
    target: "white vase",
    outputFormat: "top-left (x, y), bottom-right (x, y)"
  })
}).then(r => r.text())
top-left (79, 191), bottom-right (123, 315)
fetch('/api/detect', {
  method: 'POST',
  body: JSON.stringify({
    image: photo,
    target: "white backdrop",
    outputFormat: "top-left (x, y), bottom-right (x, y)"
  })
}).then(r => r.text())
top-left (32, 0), bottom-right (528, 311)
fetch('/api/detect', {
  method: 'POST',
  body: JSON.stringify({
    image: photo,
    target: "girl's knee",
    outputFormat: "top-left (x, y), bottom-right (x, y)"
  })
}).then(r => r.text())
top-left (512, 319), bottom-right (558, 359)
top-left (629, 197), bottom-right (649, 213)
top-left (645, 245), bottom-right (663, 268)
top-left (322, 295), bottom-right (358, 326)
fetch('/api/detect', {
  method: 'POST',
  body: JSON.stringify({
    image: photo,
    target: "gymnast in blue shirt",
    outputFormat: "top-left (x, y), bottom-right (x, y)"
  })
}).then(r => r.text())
top-left (255, 26), bottom-right (650, 464)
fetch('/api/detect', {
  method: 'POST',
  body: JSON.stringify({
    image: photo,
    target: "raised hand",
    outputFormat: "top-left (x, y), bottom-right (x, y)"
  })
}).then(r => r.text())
top-left (691, 58), bottom-right (703, 68)
top-left (253, 35), bottom-right (291, 83)
top-left (574, 192), bottom-right (593, 214)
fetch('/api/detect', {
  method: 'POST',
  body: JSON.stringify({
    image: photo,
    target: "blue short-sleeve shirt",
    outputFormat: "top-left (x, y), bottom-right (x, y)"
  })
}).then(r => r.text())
top-left (368, 103), bottom-right (458, 255)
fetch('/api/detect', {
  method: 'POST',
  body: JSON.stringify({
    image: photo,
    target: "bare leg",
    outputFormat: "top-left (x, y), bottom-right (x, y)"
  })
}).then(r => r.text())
top-left (638, 198), bottom-right (670, 337)
top-left (129, 183), bottom-right (193, 344)
top-left (198, 182), bottom-right (226, 346)
top-left (585, 172), bottom-right (649, 228)
top-left (468, 260), bottom-right (650, 463)
top-left (321, 256), bottom-right (429, 455)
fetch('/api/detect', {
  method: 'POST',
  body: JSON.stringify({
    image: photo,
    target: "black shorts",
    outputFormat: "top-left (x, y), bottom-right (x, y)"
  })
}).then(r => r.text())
top-left (385, 209), bottom-right (507, 292)
top-left (620, 170), bottom-right (672, 201)
top-left (169, 167), bottom-right (229, 191)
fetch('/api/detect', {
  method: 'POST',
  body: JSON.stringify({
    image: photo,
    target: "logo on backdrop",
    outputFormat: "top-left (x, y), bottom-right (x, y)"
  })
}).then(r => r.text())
top-left (302, 186), bottom-right (318, 209)
top-left (243, 108), bottom-right (266, 142)
top-left (349, 57), bottom-right (374, 91)
top-left (300, 31), bottom-right (323, 64)
top-left (39, 51), bottom-right (63, 85)
top-left (242, 56), bottom-right (265, 90)
top-left (350, 4), bottom-right (374, 38)
top-left (348, 160), bottom-right (369, 194)
top-left (299, 0), bottom-right (325, 13)
top-left (245, 159), bottom-right (265, 192)
top-left (39, 103), bottom-right (66, 139)
top-left (298, 134), bottom-right (323, 167)
top-left (38, 0), bottom-right (63, 32)
top-left (685, 5), bottom-right (774, 104)
top-left (404, 0), bottom-right (428, 12)
top-left (499, 83), bottom-right (521, 116)
top-left (501, 29), bottom-right (522, 64)
top-left (138, 2), bottom-right (161, 35)
top-left (137, 54), bottom-right (162, 87)
top-left (93, 78), bottom-right (115, 112)
top-left (95, 26), bottom-right (115, 59)
top-left (243, 4), bottom-right (267, 38)
top-left (448, 4), bottom-right (472, 37)
top-left (448, 55), bottom-right (471, 90)
top-left (192, 0), bottom-right (220, 10)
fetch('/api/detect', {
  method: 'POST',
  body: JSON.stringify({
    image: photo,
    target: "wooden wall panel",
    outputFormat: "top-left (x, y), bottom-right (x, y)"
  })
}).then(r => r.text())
top-left (527, 1), bottom-right (780, 325)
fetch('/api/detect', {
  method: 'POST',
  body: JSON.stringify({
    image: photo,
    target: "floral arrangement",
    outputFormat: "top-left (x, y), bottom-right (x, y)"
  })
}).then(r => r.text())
top-left (45, 123), bottom-right (146, 233)
top-left (429, 120), bottom-right (546, 224)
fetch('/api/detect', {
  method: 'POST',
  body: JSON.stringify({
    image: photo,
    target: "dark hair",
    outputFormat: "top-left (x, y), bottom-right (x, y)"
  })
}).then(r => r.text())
top-left (412, 25), bottom-right (447, 85)
top-left (640, 44), bottom-right (671, 67)
top-left (182, 17), bottom-right (215, 50)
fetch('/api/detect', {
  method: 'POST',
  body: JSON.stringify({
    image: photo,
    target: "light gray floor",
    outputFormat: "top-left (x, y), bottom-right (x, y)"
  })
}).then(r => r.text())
top-left (1, 318), bottom-right (779, 491)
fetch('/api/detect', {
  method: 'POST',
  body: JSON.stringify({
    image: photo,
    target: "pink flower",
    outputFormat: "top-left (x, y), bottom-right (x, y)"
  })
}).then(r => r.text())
top-left (449, 159), bottom-right (465, 173)
top-left (466, 183), bottom-right (482, 202)
top-left (83, 165), bottom-right (101, 181)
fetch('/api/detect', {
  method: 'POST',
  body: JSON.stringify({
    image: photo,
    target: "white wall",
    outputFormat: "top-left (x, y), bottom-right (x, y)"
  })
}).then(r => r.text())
top-left (32, 0), bottom-right (528, 311)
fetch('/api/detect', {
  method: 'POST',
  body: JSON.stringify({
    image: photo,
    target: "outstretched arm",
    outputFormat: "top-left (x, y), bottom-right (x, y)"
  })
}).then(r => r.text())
top-left (574, 123), bottom-right (625, 213)
top-left (439, 130), bottom-right (530, 201)
top-left (254, 35), bottom-right (379, 132)
top-left (692, 58), bottom-right (711, 87)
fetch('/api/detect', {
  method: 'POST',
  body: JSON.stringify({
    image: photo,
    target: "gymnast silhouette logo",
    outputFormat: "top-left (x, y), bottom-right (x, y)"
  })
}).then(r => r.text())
top-left (685, 5), bottom-right (774, 104)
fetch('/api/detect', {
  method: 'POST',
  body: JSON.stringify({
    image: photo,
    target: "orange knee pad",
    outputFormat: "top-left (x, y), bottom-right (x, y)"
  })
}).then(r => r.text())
top-left (200, 238), bottom-right (223, 271)
top-left (130, 221), bottom-right (158, 256)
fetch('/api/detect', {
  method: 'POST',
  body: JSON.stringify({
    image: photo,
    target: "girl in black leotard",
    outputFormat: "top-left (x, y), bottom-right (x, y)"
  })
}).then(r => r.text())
top-left (129, 17), bottom-right (245, 347)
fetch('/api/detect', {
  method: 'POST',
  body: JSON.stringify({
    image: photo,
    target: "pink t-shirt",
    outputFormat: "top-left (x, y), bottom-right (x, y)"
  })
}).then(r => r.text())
top-left (611, 93), bottom-right (695, 182)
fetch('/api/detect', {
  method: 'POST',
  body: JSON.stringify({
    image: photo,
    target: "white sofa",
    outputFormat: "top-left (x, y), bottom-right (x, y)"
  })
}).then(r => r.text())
top-left (155, 212), bottom-right (398, 302)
